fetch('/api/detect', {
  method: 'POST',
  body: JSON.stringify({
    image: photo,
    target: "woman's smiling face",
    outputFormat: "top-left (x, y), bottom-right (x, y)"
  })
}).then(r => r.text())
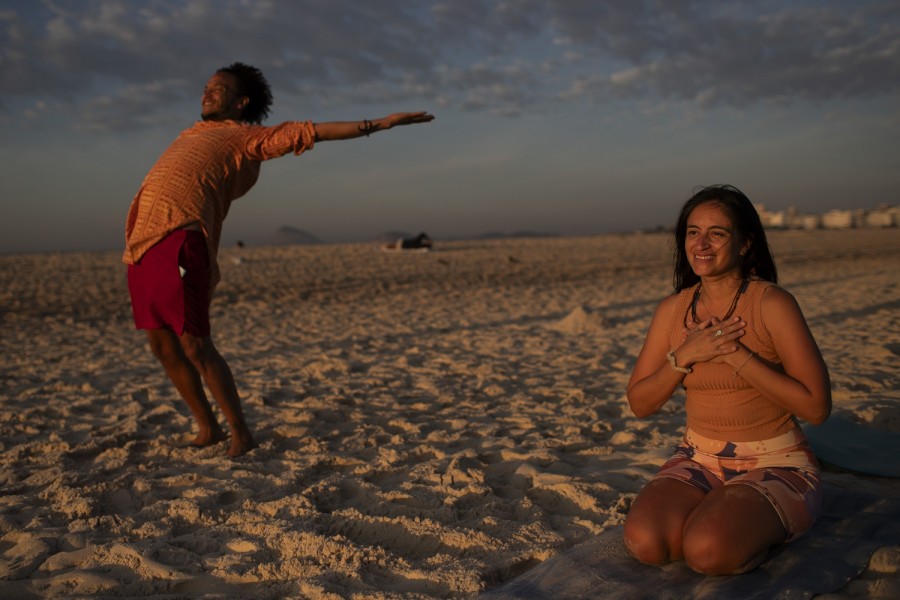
top-left (685, 201), bottom-right (749, 279)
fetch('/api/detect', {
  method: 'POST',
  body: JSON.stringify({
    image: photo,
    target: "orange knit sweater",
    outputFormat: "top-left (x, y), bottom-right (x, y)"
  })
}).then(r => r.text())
top-left (669, 280), bottom-right (796, 442)
top-left (123, 119), bottom-right (316, 287)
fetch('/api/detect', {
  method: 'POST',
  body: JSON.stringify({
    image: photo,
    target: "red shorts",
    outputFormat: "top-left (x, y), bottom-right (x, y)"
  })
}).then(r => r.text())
top-left (127, 230), bottom-right (211, 337)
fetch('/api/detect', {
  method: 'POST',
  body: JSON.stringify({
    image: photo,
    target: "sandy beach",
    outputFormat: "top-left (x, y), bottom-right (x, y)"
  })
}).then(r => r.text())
top-left (1, 228), bottom-right (898, 599)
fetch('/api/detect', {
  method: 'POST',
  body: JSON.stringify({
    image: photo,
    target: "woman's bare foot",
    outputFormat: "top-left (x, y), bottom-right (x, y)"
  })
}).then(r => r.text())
top-left (190, 426), bottom-right (228, 448)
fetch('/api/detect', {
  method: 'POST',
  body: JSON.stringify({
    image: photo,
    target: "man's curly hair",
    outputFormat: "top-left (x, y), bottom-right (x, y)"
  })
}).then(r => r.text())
top-left (217, 62), bottom-right (273, 124)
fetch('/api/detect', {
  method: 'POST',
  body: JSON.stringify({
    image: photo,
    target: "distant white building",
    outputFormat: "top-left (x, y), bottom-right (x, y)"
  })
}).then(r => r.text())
top-left (755, 204), bottom-right (783, 228)
top-left (783, 207), bottom-right (820, 230)
top-left (822, 210), bottom-right (854, 229)
top-left (754, 202), bottom-right (896, 231)
top-left (865, 205), bottom-right (898, 227)
top-left (798, 214), bottom-right (820, 230)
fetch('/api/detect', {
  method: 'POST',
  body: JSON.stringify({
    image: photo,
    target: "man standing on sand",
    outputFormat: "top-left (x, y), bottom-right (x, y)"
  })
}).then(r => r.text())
top-left (123, 62), bottom-right (434, 457)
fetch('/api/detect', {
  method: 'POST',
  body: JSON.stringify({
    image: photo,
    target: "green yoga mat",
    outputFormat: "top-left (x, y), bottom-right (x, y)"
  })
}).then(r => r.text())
top-left (802, 415), bottom-right (900, 478)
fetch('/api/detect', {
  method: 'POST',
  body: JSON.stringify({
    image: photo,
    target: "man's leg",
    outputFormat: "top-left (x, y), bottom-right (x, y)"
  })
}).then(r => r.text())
top-left (179, 332), bottom-right (256, 457)
top-left (145, 328), bottom-right (227, 447)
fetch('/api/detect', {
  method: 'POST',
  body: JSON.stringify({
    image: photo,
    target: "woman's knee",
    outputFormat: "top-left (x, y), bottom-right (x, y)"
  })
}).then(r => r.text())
top-left (683, 485), bottom-right (786, 574)
top-left (624, 478), bottom-right (706, 565)
top-left (682, 522), bottom-right (767, 575)
top-left (682, 526), bottom-right (731, 574)
top-left (623, 516), bottom-right (671, 566)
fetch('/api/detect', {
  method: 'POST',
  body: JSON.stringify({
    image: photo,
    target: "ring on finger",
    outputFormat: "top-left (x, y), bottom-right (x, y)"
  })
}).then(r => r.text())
top-left (714, 329), bottom-right (724, 337)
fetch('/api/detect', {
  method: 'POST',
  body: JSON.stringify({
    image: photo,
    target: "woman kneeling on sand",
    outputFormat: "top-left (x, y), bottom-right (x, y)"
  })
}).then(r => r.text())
top-left (623, 184), bottom-right (831, 575)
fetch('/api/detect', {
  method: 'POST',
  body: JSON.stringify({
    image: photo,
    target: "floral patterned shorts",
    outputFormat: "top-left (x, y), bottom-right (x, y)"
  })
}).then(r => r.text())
top-left (655, 427), bottom-right (823, 541)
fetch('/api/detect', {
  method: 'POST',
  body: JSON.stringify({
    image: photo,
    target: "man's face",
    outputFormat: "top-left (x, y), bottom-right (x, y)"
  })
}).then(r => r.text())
top-left (201, 72), bottom-right (247, 122)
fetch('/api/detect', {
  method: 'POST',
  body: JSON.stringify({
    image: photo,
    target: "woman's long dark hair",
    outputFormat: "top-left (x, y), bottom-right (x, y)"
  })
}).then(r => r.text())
top-left (217, 62), bottom-right (273, 124)
top-left (673, 184), bottom-right (777, 291)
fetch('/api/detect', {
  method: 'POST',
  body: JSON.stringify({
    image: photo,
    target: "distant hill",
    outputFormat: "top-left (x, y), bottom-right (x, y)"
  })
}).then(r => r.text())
top-left (267, 226), bottom-right (321, 246)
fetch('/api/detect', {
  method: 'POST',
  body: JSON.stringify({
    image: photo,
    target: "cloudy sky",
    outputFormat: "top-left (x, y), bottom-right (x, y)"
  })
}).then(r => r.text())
top-left (1, 0), bottom-right (898, 253)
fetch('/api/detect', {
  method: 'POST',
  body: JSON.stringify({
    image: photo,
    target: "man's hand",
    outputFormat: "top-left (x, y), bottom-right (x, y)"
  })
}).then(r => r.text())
top-left (382, 112), bottom-right (435, 129)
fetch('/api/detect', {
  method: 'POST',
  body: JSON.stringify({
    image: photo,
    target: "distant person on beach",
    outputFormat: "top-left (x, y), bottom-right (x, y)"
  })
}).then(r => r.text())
top-left (623, 185), bottom-right (831, 575)
top-left (381, 232), bottom-right (433, 252)
top-left (122, 62), bottom-right (434, 457)
top-left (401, 232), bottom-right (433, 249)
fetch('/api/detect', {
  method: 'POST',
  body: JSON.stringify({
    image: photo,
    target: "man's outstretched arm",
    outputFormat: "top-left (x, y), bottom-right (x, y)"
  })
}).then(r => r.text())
top-left (313, 112), bottom-right (434, 141)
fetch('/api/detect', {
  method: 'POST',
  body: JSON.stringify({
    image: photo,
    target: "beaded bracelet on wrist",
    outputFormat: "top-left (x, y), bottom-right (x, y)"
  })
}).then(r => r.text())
top-left (666, 350), bottom-right (692, 374)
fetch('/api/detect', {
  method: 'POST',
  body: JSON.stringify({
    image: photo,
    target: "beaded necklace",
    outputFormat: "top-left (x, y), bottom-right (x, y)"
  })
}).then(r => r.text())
top-left (683, 278), bottom-right (749, 328)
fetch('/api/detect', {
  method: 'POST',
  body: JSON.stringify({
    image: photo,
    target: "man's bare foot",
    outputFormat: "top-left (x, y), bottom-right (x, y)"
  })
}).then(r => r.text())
top-left (227, 431), bottom-right (257, 458)
top-left (190, 426), bottom-right (228, 448)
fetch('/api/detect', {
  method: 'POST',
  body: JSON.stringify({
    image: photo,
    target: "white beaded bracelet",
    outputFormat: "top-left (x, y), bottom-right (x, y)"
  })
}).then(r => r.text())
top-left (667, 350), bottom-right (692, 374)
